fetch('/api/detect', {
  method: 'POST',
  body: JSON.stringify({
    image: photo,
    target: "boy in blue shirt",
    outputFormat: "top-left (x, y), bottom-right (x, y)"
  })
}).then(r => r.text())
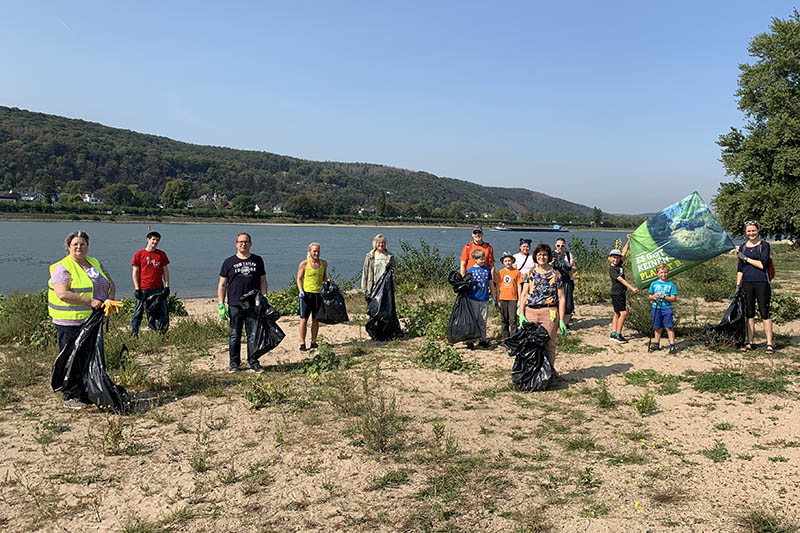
top-left (648, 263), bottom-right (678, 354)
top-left (466, 248), bottom-right (497, 350)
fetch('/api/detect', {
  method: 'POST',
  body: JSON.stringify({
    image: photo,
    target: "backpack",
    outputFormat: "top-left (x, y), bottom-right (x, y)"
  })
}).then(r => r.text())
top-left (739, 242), bottom-right (775, 281)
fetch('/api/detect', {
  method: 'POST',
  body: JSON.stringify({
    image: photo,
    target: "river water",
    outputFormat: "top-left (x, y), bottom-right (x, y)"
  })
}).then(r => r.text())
top-left (0, 221), bottom-right (629, 297)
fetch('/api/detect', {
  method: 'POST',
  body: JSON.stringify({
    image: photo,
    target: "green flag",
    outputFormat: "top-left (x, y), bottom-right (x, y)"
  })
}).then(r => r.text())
top-left (629, 192), bottom-right (734, 289)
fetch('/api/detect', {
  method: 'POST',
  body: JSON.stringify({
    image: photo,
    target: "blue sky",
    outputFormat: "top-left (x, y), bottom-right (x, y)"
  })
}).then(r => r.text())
top-left (1, 1), bottom-right (796, 213)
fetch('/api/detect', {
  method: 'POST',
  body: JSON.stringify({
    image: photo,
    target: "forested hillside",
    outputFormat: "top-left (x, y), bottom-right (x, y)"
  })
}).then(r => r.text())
top-left (0, 106), bottom-right (598, 220)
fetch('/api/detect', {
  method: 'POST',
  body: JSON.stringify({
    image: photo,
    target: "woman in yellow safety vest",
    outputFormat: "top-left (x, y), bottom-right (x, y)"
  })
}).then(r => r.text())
top-left (48, 231), bottom-right (116, 409)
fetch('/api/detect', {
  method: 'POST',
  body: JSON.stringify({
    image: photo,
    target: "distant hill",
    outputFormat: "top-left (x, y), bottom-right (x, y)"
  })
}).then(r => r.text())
top-left (0, 106), bottom-right (595, 217)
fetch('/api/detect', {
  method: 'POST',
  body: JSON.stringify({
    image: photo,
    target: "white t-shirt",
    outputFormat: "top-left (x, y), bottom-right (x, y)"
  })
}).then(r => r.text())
top-left (513, 253), bottom-right (534, 277)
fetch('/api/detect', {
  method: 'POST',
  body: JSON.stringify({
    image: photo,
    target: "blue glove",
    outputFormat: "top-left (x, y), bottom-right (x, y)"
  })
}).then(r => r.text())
top-left (299, 291), bottom-right (305, 299)
top-left (559, 319), bottom-right (568, 336)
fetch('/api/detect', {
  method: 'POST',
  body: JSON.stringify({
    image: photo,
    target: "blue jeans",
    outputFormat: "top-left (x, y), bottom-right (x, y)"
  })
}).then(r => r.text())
top-left (229, 304), bottom-right (258, 367)
top-left (131, 288), bottom-right (167, 335)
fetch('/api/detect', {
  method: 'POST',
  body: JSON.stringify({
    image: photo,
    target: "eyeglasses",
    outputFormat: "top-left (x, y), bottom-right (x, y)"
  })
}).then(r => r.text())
top-left (519, 239), bottom-right (532, 244)
top-left (236, 240), bottom-right (251, 245)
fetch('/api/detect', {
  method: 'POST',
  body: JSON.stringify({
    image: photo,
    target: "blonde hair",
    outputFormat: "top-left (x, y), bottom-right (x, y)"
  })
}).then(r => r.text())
top-left (471, 248), bottom-right (485, 260)
top-left (656, 263), bottom-right (669, 273)
top-left (372, 233), bottom-right (387, 251)
top-left (307, 242), bottom-right (321, 260)
top-left (64, 231), bottom-right (89, 253)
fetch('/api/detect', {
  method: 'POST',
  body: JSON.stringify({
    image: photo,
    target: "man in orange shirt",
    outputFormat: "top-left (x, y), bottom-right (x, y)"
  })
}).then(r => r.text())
top-left (460, 225), bottom-right (495, 278)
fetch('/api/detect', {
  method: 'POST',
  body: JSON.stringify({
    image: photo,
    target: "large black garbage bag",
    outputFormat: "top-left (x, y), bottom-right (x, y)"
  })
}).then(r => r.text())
top-left (703, 288), bottom-right (746, 347)
top-left (505, 322), bottom-right (554, 391)
top-left (365, 271), bottom-right (403, 341)
top-left (448, 270), bottom-right (472, 293)
top-left (144, 291), bottom-right (169, 333)
top-left (51, 309), bottom-right (132, 413)
top-left (240, 290), bottom-right (286, 359)
top-left (317, 280), bottom-right (350, 324)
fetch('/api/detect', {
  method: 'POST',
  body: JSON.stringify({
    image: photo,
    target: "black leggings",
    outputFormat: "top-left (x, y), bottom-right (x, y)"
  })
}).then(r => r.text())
top-left (743, 281), bottom-right (771, 319)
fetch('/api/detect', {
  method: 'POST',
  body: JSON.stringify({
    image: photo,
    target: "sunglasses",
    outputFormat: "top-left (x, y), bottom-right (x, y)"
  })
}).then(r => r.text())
top-left (744, 220), bottom-right (760, 228)
top-left (473, 230), bottom-right (482, 235)
top-left (519, 239), bottom-right (532, 244)
top-left (555, 244), bottom-right (565, 248)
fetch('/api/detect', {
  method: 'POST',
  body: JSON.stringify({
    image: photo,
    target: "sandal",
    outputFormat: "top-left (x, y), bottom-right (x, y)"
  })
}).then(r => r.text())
top-left (766, 344), bottom-right (775, 355)
top-left (740, 343), bottom-right (753, 352)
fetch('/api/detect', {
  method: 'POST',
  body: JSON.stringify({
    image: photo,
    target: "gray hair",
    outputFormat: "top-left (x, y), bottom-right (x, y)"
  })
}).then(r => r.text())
top-left (372, 233), bottom-right (388, 251)
top-left (64, 231), bottom-right (89, 253)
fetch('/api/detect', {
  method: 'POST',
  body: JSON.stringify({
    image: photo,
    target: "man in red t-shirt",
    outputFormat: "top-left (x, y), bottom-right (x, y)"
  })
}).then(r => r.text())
top-left (460, 225), bottom-right (495, 278)
top-left (131, 231), bottom-right (170, 336)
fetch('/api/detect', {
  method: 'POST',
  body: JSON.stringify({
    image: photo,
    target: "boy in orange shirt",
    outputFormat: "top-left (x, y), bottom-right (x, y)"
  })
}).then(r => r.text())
top-left (495, 251), bottom-right (524, 340)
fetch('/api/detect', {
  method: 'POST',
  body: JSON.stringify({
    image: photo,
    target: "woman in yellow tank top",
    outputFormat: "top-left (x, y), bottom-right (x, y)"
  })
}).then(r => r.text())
top-left (296, 242), bottom-right (328, 351)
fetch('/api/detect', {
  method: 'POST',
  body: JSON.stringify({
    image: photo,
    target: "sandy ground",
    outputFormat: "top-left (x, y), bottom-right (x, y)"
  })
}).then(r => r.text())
top-left (1, 296), bottom-right (799, 532)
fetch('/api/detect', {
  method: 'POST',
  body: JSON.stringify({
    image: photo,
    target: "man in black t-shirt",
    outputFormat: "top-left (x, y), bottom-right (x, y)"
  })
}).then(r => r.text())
top-left (217, 232), bottom-right (268, 372)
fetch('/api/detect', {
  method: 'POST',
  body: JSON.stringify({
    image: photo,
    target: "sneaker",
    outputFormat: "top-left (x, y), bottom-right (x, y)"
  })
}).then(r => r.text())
top-left (613, 334), bottom-right (628, 344)
top-left (247, 362), bottom-right (265, 373)
top-left (610, 332), bottom-right (618, 340)
top-left (299, 344), bottom-right (308, 351)
top-left (228, 364), bottom-right (241, 373)
top-left (310, 342), bottom-right (319, 349)
top-left (668, 345), bottom-right (678, 355)
top-left (648, 343), bottom-right (660, 352)
top-left (466, 343), bottom-right (475, 350)
top-left (478, 340), bottom-right (491, 349)
top-left (63, 398), bottom-right (89, 409)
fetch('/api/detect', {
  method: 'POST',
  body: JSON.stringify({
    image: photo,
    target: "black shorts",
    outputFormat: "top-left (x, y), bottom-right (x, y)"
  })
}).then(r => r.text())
top-left (611, 292), bottom-right (627, 313)
top-left (742, 281), bottom-right (771, 319)
top-left (299, 292), bottom-right (323, 319)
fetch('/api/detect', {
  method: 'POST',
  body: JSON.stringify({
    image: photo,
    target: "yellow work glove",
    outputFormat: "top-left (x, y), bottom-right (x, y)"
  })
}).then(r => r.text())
top-left (102, 299), bottom-right (122, 317)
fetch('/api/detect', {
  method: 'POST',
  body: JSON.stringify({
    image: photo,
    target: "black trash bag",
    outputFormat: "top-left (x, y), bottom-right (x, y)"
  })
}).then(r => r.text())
top-left (317, 280), bottom-right (349, 324)
top-left (144, 291), bottom-right (169, 333)
top-left (505, 321), bottom-right (555, 391)
top-left (447, 297), bottom-right (481, 344)
top-left (365, 270), bottom-right (403, 341)
top-left (240, 289), bottom-right (286, 359)
top-left (553, 254), bottom-right (572, 279)
top-left (703, 288), bottom-right (746, 347)
top-left (50, 309), bottom-right (132, 413)
top-left (448, 270), bottom-right (472, 293)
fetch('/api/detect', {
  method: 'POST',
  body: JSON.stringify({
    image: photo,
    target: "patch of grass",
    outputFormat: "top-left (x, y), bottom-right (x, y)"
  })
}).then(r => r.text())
top-left (625, 369), bottom-right (687, 395)
top-left (607, 451), bottom-right (649, 465)
top-left (593, 378), bottom-right (617, 408)
top-left (692, 369), bottom-right (787, 394)
top-left (510, 503), bottom-right (553, 532)
top-left (581, 502), bottom-right (609, 518)
top-left (633, 391), bottom-right (658, 416)
top-left (768, 456), bottom-right (789, 463)
top-left (354, 388), bottom-right (406, 453)
top-left (700, 440), bottom-right (730, 463)
top-left (243, 376), bottom-right (290, 409)
top-left (428, 420), bottom-right (460, 460)
top-left (371, 470), bottom-right (410, 490)
top-left (562, 434), bottom-right (597, 452)
top-left (88, 416), bottom-right (144, 456)
top-left (556, 334), bottom-right (604, 355)
top-left (650, 484), bottom-right (688, 504)
top-left (714, 421), bottom-right (734, 431)
top-left (737, 507), bottom-right (800, 533)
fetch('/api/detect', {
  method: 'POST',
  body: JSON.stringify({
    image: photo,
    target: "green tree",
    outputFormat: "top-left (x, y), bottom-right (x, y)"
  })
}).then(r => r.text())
top-left (103, 183), bottom-right (135, 206)
top-left (232, 195), bottom-right (254, 213)
top-left (492, 207), bottom-right (516, 222)
top-left (161, 178), bottom-right (192, 208)
top-left (716, 10), bottom-right (800, 239)
top-left (376, 191), bottom-right (387, 217)
top-left (592, 207), bottom-right (603, 226)
top-left (447, 201), bottom-right (465, 220)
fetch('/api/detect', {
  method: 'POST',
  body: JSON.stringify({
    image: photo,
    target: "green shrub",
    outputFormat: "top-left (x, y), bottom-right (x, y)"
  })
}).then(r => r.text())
top-left (416, 337), bottom-right (479, 372)
top-left (770, 292), bottom-right (800, 324)
top-left (678, 260), bottom-right (732, 302)
top-left (244, 376), bottom-right (290, 409)
top-left (633, 391), bottom-right (658, 416)
top-left (397, 299), bottom-right (450, 339)
top-left (267, 281), bottom-right (300, 316)
top-left (297, 342), bottom-right (353, 375)
top-left (625, 295), bottom-right (655, 337)
top-left (0, 291), bottom-right (55, 348)
top-left (394, 240), bottom-right (455, 291)
top-left (573, 275), bottom-right (606, 304)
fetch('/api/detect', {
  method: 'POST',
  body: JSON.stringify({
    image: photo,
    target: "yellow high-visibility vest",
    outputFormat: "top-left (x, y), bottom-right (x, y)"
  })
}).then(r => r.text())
top-left (47, 256), bottom-right (107, 321)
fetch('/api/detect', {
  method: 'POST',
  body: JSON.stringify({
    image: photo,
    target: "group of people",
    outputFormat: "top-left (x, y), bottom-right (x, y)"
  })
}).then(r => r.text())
top-left (457, 225), bottom-right (577, 370)
top-left (47, 220), bottom-right (775, 407)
